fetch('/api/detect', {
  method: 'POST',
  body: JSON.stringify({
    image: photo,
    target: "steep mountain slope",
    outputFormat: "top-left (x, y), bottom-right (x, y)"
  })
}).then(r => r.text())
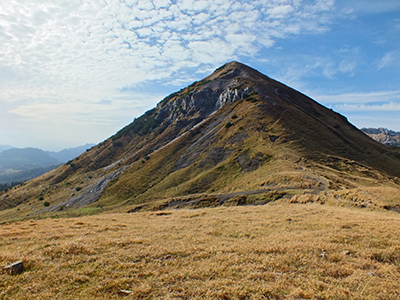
top-left (1, 62), bottom-right (400, 220)
top-left (0, 165), bottom-right (61, 186)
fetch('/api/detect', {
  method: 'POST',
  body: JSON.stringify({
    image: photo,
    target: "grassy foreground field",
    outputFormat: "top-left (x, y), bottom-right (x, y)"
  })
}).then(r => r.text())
top-left (1, 202), bottom-right (400, 299)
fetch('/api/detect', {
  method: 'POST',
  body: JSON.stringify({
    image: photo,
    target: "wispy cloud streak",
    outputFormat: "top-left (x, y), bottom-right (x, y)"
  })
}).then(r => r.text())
top-left (315, 91), bottom-right (400, 105)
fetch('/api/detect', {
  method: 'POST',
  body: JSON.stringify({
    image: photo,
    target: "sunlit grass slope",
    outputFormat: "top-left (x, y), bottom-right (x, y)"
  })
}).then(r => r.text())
top-left (1, 203), bottom-right (400, 299)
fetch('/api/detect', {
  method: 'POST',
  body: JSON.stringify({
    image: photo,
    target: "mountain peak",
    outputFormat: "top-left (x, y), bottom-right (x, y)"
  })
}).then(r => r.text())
top-left (146, 62), bottom-right (262, 132)
top-left (2, 61), bottom-right (400, 219)
top-left (212, 61), bottom-right (250, 74)
top-left (157, 61), bottom-right (273, 117)
top-left (207, 61), bottom-right (268, 82)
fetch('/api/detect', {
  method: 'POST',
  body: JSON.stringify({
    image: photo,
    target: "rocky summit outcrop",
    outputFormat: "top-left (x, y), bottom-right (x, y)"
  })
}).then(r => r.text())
top-left (156, 87), bottom-right (254, 124)
top-left (1, 61), bottom-right (400, 219)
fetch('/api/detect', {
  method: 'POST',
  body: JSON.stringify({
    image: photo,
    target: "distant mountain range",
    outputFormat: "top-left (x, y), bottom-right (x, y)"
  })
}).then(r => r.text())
top-left (0, 144), bottom-right (95, 184)
top-left (0, 148), bottom-right (59, 170)
top-left (361, 128), bottom-right (400, 146)
top-left (45, 144), bottom-right (96, 163)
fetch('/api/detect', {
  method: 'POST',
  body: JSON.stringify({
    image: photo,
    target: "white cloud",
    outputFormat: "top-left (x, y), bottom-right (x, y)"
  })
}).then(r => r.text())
top-left (192, 1), bottom-right (210, 12)
top-left (339, 60), bottom-right (356, 74)
top-left (136, 0), bottom-right (154, 10)
top-left (153, 0), bottom-right (171, 9)
top-left (378, 51), bottom-right (400, 70)
top-left (188, 39), bottom-right (234, 64)
top-left (0, 0), bottom-right (337, 97)
top-left (267, 5), bottom-right (295, 18)
top-left (313, 0), bottom-right (335, 12)
top-left (0, 0), bottom-right (341, 148)
top-left (192, 12), bottom-right (210, 25)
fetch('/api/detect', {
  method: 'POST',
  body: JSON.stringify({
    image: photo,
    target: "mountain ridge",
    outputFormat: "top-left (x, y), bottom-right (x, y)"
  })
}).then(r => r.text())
top-left (0, 145), bottom-right (13, 154)
top-left (46, 143), bottom-right (96, 163)
top-left (361, 127), bottom-right (400, 146)
top-left (1, 61), bottom-right (399, 220)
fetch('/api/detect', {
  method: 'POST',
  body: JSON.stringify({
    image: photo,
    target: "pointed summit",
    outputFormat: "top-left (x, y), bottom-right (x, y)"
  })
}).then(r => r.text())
top-left (211, 61), bottom-right (267, 78)
top-left (2, 62), bottom-right (400, 219)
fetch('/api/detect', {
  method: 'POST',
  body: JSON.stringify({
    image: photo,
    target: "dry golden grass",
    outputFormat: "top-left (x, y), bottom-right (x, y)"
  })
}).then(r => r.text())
top-left (1, 202), bottom-right (400, 299)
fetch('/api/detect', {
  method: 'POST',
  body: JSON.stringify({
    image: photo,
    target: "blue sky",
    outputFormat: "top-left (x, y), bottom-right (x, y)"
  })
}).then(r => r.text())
top-left (0, 0), bottom-right (399, 150)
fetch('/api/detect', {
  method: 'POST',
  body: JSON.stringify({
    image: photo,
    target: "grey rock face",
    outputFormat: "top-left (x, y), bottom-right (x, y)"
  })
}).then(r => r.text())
top-left (215, 87), bottom-right (252, 110)
top-left (156, 87), bottom-right (253, 125)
